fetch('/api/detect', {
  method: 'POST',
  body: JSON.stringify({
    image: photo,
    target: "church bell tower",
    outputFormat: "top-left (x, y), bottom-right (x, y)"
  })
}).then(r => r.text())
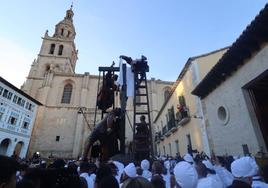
top-left (22, 6), bottom-right (78, 97)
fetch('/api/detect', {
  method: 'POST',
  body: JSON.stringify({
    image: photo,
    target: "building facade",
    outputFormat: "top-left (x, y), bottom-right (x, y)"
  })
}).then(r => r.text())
top-left (22, 7), bottom-right (173, 158)
top-left (154, 48), bottom-right (228, 157)
top-left (192, 4), bottom-right (268, 156)
top-left (0, 77), bottom-right (41, 158)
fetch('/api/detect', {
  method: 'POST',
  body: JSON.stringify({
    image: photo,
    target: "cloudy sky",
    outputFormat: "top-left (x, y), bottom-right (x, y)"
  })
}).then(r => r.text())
top-left (0, 0), bottom-right (267, 87)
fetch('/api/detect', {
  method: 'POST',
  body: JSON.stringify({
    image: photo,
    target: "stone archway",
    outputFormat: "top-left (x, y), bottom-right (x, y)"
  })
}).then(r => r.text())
top-left (13, 141), bottom-right (24, 157)
top-left (0, 138), bottom-right (11, 155)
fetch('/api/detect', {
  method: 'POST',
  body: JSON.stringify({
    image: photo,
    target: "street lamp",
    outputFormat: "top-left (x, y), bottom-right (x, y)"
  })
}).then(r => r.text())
top-left (191, 115), bottom-right (203, 119)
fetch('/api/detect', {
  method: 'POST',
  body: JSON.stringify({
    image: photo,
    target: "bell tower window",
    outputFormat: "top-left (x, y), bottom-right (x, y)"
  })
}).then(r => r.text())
top-left (49, 44), bottom-right (55, 54)
top-left (61, 28), bottom-right (64, 36)
top-left (61, 84), bottom-right (72, 104)
top-left (67, 31), bottom-right (71, 37)
top-left (58, 45), bottom-right (64, 55)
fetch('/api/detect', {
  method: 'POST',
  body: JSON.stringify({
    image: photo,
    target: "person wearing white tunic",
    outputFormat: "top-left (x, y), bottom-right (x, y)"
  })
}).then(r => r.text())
top-left (183, 153), bottom-right (195, 165)
top-left (228, 156), bottom-right (256, 188)
top-left (113, 161), bottom-right (125, 184)
top-left (202, 160), bottom-right (224, 188)
top-left (79, 161), bottom-right (96, 188)
top-left (120, 163), bottom-right (137, 187)
top-left (141, 159), bottom-right (152, 180)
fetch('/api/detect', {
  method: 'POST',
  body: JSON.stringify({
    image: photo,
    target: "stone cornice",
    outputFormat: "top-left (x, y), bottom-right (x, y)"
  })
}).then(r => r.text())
top-left (0, 127), bottom-right (30, 139)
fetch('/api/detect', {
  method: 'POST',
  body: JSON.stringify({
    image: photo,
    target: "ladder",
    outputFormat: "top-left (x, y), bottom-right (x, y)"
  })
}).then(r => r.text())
top-left (133, 70), bottom-right (154, 161)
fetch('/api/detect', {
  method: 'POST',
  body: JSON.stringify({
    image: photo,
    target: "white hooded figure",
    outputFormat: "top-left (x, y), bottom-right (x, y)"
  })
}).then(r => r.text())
top-left (214, 164), bottom-right (234, 187)
top-left (201, 160), bottom-right (224, 188)
top-left (141, 159), bottom-right (152, 180)
top-left (163, 160), bottom-right (171, 188)
top-left (230, 156), bottom-right (256, 187)
top-left (113, 161), bottom-right (124, 184)
top-left (183, 153), bottom-right (194, 165)
top-left (174, 161), bottom-right (198, 188)
top-left (123, 163), bottom-right (137, 178)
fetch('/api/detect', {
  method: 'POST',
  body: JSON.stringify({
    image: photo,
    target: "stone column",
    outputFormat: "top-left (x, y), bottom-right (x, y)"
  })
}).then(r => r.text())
top-left (72, 113), bottom-right (84, 158)
top-left (72, 74), bottom-right (89, 158)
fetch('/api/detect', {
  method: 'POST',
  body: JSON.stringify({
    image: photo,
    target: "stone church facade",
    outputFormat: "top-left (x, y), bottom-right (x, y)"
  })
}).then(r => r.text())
top-left (21, 7), bottom-right (173, 158)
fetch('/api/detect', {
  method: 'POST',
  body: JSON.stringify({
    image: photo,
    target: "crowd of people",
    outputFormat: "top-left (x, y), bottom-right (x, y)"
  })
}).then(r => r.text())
top-left (1, 152), bottom-right (268, 188)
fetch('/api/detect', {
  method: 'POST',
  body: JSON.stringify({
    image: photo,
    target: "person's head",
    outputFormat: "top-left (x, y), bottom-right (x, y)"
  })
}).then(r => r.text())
top-left (151, 175), bottom-right (165, 188)
top-left (51, 158), bottom-right (65, 169)
top-left (0, 155), bottom-right (20, 188)
top-left (121, 177), bottom-right (153, 188)
top-left (19, 163), bottom-right (29, 177)
top-left (140, 115), bottom-right (146, 122)
top-left (95, 164), bottom-right (113, 184)
top-left (79, 161), bottom-right (90, 174)
top-left (108, 162), bottom-right (119, 176)
top-left (152, 161), bottom-right (163, 175)
top-left (23, 168), bottom-right (42, 188)
top-left (141, 159), bottom-right (150, 171)
top-left (98, 175), bottom-right (119, 188)
top-left (136, 167), bottom-right (143, 176)
top-left (195, 162), bottom-right (207, 179)
top-left (174, 161), bottom-right (198, 188)
top-left (88, 162), bottom-right (97, 174)
top-left (231, 156), bottom-right (256, 185)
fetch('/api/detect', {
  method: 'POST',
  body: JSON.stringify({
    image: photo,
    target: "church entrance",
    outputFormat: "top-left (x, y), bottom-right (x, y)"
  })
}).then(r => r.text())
top-left (0, 138), bottom-right (11, 155)
top-left (245, 70), bottom-right (268, 152)
top-left (13, 141), bottom-right (24, 157)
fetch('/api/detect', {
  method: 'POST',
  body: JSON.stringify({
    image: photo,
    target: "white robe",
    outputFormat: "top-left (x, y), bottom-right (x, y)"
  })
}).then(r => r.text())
top-left (80, 172), bottom-right (96, 188)
top-left (214, 165), bottom-right (234, 187)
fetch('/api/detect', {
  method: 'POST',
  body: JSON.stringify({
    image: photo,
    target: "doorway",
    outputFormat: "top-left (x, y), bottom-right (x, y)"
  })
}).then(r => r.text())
top-left (0, 138), bottom-right (11, 155)
top-left (245, 71), bottom-right (268, 151)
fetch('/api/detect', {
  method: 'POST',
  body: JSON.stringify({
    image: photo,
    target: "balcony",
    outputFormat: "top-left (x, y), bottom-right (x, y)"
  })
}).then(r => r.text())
top-left (162, 125), bottom-right (168, 135)
top-left (177, 117), bottom-right (190, 126)
top-left (167, 119), bottom-right (177, 133)
top-left (175, 107), bottom-right (190, 127)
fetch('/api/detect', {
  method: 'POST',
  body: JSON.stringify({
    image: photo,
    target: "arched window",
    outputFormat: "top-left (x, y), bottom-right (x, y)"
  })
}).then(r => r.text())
top-left (61, 28), bottom-right (64, 36)
top-left (49, 44), bottom-right (55, 54)
top-left (58, 45), bottom-right (64, 55)
top-left (61, 84), bottom-right (72, 104)
top-left (67, 31), bottom-right (71, 37)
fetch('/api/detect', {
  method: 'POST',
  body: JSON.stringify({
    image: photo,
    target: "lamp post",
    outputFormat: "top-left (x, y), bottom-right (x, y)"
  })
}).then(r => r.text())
top-left (191, 115), bottom-right (203, 119)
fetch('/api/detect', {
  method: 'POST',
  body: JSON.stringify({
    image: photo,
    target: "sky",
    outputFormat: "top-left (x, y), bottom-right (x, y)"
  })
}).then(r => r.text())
top-left (0, 0), bottom-right (267, 87)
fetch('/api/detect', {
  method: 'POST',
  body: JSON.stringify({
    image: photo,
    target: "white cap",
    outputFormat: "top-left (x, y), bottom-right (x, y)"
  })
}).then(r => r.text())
top-left (183, 153), bottom-right (194, 163)
top-left (231, 157), bottom-right (256, 178)
top-left (141, 159), bottom-right (150, 171)
top-left (124, 163), bottom-right (136, 178)
top-left (202, 160), bottom-right (214, 170)
top-left (174, 161), bottom-right (198, 188)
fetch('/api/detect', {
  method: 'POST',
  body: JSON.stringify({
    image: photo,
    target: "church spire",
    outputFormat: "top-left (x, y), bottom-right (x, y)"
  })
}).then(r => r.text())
top-left (65, 3), bottom-right (74, 22)
top-left (53, 5), bottom-right (76, 40)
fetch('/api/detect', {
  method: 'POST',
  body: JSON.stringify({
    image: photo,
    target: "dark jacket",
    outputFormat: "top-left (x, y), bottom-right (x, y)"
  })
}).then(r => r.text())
top-left (227, 180), bottom-right (252, 188)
